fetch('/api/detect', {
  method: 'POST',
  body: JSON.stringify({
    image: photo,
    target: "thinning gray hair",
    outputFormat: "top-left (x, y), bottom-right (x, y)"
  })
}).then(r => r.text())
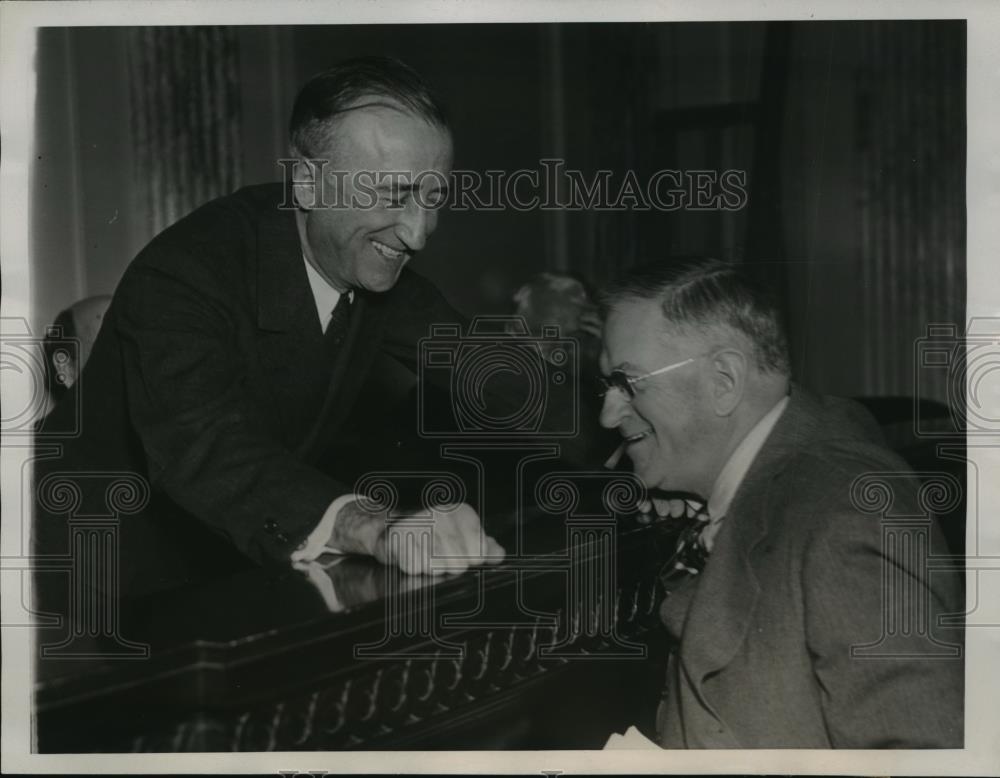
top-left (600, 258), bottom-right (791, 376)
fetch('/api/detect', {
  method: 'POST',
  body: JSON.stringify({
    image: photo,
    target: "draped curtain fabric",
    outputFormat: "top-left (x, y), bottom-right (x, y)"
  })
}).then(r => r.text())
top-left (581, 27), bottom-right (653, 288)
top-left (127, 27), bottom-right (243, 237)
top-left (857, 22), bottom-right (965, 402)
top-left (558, 25), bottom-right (656, 289)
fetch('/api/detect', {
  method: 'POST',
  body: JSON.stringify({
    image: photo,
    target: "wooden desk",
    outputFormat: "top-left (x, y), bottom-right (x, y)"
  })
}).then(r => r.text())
top-left (35, 484), bottom-right (679, 751)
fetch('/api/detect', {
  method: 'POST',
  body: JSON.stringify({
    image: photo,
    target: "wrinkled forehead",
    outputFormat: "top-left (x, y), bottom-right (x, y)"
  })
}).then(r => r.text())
top-left (601, 299), bottom-right (662, 370)
top-left (324, 98), bottom-right (453, 167)
top-left (600, 298), bottom-right (699, 372)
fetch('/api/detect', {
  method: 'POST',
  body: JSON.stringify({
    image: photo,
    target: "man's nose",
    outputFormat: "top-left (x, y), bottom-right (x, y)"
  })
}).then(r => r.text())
top-left (599, 387), bottom-right (630, 430)
top-left (395, 199), bottom-right (435, 252)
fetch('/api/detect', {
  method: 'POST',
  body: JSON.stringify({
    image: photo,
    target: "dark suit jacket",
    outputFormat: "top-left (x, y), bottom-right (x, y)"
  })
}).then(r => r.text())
top-left (34, 183), bottom-right (496, 599)
top-left (655, 387), bottom-right (964, 748)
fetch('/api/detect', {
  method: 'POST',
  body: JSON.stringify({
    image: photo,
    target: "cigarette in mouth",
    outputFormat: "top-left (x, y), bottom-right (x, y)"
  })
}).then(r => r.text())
top-left (604, 441), bottom-right (627, 469)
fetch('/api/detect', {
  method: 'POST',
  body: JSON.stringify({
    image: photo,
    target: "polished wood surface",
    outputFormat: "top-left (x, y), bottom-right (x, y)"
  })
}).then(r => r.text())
top-left (34, 478), bottom-right (680, 752)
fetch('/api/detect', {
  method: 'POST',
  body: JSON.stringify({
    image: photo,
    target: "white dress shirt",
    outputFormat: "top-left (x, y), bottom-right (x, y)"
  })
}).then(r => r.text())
top-left (701, 394), bottom-right (789, 551)
top-left (302, 254), bottom-right (352, 332)
top-left (290, 255), bottom-right (359, 567)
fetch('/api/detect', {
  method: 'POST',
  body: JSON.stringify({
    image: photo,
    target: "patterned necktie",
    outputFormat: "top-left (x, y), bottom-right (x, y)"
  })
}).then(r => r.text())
top-left (658, 506), bottom-right (713, 591)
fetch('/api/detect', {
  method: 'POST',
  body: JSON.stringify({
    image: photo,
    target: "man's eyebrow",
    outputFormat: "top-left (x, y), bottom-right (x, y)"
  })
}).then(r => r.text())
top-left (374, 182), bottom-right (450, 194)
top-left (374, 182), bottom-right (415, 192)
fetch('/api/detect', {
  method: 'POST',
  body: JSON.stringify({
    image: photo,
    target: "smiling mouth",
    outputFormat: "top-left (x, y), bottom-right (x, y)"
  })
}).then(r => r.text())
top-left (370, 239), bottom-right (407, 261)
top-left (604, 430), bottom-right (651, 470)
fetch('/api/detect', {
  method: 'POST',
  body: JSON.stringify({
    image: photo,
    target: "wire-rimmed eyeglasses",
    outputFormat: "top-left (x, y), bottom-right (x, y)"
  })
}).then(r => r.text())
top-left (597, 356), bottom-right (697, 400)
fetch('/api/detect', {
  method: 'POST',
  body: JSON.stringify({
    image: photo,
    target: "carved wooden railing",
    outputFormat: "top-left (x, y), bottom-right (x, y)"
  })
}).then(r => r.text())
top-left (36, 504), bottom-right (679, 752)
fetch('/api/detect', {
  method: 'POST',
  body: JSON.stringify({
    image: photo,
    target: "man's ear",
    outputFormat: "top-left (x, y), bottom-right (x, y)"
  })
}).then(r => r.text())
top-left (709, 348), bottom-right (747, 416)
top-left (290, 151), bottom-right (319, 210)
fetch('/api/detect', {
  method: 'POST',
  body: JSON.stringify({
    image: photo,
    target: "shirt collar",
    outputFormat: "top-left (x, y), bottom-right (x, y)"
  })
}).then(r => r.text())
top-left (706, 394), bottom-right (790, 521)
top-left (302, 255), bottom-right (352, 332)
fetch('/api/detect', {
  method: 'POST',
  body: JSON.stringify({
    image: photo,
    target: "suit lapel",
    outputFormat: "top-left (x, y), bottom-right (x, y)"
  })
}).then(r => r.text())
top-left (295, 292), bottom-right (392, 460)
top-left (678, 488), bottom-right (767, 682)
top-left (253, 202), bottom-right (329, 446)
top-left (678, 387), bottom-right (823, 683)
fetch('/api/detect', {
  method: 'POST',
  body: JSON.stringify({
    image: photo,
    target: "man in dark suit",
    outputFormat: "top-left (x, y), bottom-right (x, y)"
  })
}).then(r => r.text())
top-left (597, 259), bottom-right (963, 747)
top-left (34, 57), bottom-right (507, 607)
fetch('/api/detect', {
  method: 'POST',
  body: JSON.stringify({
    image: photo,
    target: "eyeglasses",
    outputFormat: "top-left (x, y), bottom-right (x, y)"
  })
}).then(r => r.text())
top-left (597, 357), bottom-right (697, 400)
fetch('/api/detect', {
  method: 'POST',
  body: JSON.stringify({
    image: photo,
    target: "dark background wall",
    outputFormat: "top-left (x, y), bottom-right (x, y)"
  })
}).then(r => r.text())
top-left (31, 21), bottom-right (965, 402)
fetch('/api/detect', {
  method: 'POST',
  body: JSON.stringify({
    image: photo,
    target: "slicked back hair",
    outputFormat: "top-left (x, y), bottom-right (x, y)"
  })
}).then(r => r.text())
top-left (289, 56), bottom-right (451, 160)
top-left (600, 258), bottom-right (791, 376)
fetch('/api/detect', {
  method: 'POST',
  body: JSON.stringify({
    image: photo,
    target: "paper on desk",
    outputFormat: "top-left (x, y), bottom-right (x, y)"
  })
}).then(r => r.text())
top-left (603, 725), bottom-right (660, 749)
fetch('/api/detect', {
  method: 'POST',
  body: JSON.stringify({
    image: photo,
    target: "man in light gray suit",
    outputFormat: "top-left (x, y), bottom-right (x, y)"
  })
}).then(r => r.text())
top-left (597, 258), bottom-right (963, 748)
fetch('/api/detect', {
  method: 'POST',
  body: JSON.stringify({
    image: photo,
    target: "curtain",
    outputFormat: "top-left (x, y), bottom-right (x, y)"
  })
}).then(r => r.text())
top-left (857, 22), bottom-right (965, 402)
top-left (127, 27), bottom-right (243, 237)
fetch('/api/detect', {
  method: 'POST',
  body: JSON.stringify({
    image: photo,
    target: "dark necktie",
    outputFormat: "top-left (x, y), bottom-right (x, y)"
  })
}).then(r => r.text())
top-left (295, 293), bottom-right (354, 460)
top-left (323, 293), bottom-right (352, 360)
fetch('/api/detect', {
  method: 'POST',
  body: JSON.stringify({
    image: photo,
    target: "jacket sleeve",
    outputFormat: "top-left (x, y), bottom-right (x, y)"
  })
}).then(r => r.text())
top-left (116, 249), bottom-right (348, 565)
top-left (800, 472), bottom-right (964, 747)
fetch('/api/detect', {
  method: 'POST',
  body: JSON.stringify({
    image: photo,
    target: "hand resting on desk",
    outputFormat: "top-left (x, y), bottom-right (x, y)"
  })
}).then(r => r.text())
top-left (330, 499), bottom-right (506, 576)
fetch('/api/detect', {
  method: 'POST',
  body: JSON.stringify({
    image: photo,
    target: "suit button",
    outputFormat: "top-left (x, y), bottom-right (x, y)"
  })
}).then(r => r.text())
top-left (276, 532), bottom-right (289, 543)
top-left (264, 519), bottom-right (278, 534)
